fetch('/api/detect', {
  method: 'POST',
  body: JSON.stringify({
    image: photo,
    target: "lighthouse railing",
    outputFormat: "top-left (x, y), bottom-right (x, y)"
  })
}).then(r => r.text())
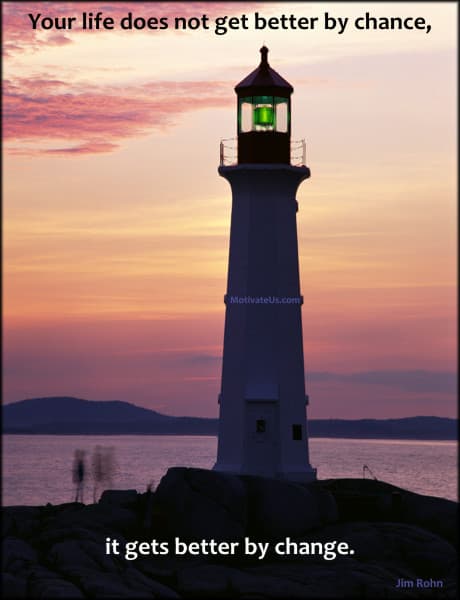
top-left (291, 139), bottom-right (306, 167)
top-left (219, 138), bottom-right (307, 167)
top-left (220, 138), bottom-right (238, 166)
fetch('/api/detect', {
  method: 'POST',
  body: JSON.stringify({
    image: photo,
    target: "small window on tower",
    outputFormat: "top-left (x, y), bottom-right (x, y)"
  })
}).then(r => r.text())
top-left (256, 419), bottom-right (266, 433)
top-left (292, 424), bottom-right (302, 440)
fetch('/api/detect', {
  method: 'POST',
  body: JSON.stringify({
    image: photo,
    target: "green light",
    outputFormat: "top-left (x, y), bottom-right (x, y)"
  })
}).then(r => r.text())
top-left (254, 106), bottom-right (274, 127)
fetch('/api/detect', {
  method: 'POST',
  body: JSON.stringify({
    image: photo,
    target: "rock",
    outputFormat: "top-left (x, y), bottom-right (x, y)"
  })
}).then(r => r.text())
top-left (99, 489), bottom-right (138, 508)
top-left (242, 475), bottom-right (336, 539)
top-left (1, 572), bottom-right (27, 598)
top-left (152, 467), bottom-right (247, 541)
top-left (243, 561), bottom-right (435, 599)
top-left (176, 564), bottom-right (236, 595)
top-left (28, 569), bottom-right (85, 599)
top-left (135, 557), bottom-right (176, 581)
top-left (311, 520), bottom-right (457, 579)
top-left (139, 489), bottom-right (156, 532)
top-left (400, 491), bottom-right (458, 545)
top-left (123, 567), bottom-right (180, 598)
top-left (317, 479), bottom-right (395, 523)
top-left (37, 526), bottom-right (105, 548)
top-left (49, 539), bottom-right (121, 573)
top-left (47, 503), bottom-right (137, 537)
top-left (1, 474), bottom-right (457, 598)
top-left (317, 478), bottom-right (458, 545)
top-left (2, 537), bottom-right (38, 574)
top-left (49, 539), bottom-right (101, 571)
top-left (63, 567), bottom-right (145, 598)
top-left (2, 512), bottom-right (15, 539)
top-left (64, 565), bottom-right (178, 598)
top-left (311, 486), bottom-right (339, 525)
top-left (152, 468), bottom-right (338, 543)
top-left (2, 507), bottom-right (42, 540)
top-left (239, 564), bottom-right (344, 598)
top-left (177, 563), bottom-right (320, 598)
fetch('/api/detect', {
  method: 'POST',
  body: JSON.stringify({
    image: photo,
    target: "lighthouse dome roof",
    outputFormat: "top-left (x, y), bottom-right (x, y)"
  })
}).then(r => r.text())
top-left (235, 47), bottom-right (293, 97)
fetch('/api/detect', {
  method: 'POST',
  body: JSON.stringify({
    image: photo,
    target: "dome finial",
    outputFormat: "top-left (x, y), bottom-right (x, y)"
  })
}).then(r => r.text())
top-left (260, 45), bottom-right (269, 66)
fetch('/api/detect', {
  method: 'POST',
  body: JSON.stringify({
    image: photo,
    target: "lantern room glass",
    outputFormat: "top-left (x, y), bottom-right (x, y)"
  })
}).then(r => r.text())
top-left (238, 96), bottom-right (290, 133)
top-left (253, 96), bottom-right (275, 130)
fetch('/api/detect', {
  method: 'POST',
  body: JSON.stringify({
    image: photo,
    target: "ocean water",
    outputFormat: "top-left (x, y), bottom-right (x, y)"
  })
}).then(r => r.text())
top-left (2, 435), bottom-right (457, 506)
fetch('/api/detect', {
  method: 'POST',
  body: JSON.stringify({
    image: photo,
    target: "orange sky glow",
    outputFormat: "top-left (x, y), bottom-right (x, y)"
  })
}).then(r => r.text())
top-left (3, 2), bottom-right (457, 418)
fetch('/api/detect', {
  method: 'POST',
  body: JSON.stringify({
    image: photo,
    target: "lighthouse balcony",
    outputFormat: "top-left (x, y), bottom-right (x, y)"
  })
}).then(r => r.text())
top-left (220, 138), bottom-right (306, 167)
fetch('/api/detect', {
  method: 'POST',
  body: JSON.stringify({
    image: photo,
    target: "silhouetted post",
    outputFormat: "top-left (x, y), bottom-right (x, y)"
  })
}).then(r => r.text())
top-left (92, 445), bottom-right (103, 503)
top-left (91, 445), bottom-right (115, 502)
top-left (72, 449), bottom-right (86, 503)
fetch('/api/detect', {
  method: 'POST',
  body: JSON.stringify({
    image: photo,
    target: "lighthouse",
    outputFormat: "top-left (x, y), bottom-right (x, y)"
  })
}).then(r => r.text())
top-left (214, 47), bottom-right (316, 482)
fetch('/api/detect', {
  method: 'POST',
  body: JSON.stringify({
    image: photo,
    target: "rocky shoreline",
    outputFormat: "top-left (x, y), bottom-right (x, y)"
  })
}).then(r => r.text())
top-left (3, 468), bottom-right (458, 598)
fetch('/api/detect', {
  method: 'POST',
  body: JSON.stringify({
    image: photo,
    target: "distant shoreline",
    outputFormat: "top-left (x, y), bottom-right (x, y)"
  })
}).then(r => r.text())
top-left (4, 397), bottom-right (457, 441)
top-left (3, 432), bottom-right (456, 441)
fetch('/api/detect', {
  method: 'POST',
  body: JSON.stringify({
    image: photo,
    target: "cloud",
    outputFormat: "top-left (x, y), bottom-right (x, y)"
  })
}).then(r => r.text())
top-left (178, 353), bottom-right (222, 365)
top-left (43, 141), bottom-right (120, 155)
top-left (2, 2), bottom-right (271, 155)
top-left (307, 370), bottom-right (457, 395)
top-left (3, 76), bottom-right (231, 156)
top-left (46, 34), bottom-right (73, 46)
top-left (3, 2), bottom-right (259, 56)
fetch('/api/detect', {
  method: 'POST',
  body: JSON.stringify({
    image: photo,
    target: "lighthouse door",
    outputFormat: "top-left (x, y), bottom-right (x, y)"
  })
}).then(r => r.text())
top-left (243, 401), bottom-right (279, 477)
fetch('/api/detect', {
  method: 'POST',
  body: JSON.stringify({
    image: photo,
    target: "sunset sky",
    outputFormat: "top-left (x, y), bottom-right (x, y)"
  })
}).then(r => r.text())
top-left (3, 2), bottom-right (457, 419)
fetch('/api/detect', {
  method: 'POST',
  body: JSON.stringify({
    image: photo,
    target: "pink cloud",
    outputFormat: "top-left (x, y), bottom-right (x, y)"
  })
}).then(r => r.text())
top-left (46, 34), bottom-right (73, 46)
top-left (43, 141), bottom-right (120, 155)
top-left (3, 76), bottom-right (232, 156)
top-left (3, 2), bottom-right (260, 56)
top-left (2, 1), bottom-right (267, 154)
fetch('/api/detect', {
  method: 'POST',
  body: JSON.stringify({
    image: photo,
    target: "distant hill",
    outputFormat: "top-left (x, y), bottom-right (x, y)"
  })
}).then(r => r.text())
top-left (2, 397), bottom-right (457, 439)
top-left (2, 397), bottom-right (217, 435)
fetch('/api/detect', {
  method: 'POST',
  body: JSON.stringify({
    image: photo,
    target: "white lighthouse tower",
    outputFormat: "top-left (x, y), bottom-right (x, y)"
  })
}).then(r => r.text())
top-left (214, 47), bottom-right (316, 482)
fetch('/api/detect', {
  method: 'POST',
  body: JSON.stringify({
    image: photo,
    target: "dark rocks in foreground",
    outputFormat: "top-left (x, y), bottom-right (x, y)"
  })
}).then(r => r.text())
top-left (2, 469), bottom-right (458, 598)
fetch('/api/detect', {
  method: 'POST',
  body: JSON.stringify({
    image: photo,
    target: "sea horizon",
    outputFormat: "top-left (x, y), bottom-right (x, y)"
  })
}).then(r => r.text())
top-left (2, 432), bottom-right (457, 441)
top-left (3, 434), bottom-right (457, 506)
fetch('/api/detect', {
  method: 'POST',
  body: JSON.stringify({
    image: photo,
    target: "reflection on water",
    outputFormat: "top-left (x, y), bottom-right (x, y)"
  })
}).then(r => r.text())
top-left (2, 435), bottom-right (457, 505)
